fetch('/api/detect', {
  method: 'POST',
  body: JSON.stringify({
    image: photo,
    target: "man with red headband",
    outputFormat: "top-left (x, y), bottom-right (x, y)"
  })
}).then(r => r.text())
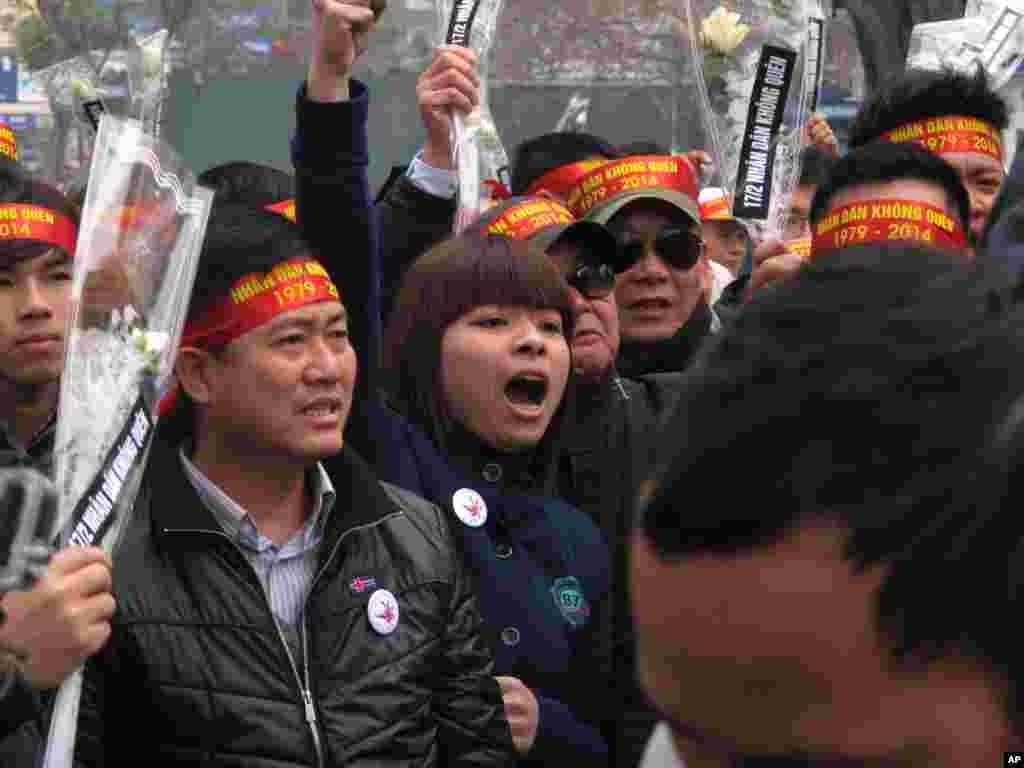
top-left (568, 154), bottom-right (718, 378)
top-left (807, 142), bottom-right (972, 262)
top-left (0, 173), bottom-right (115, 764)
top-left (849, 68), bottom-right (1008, 242)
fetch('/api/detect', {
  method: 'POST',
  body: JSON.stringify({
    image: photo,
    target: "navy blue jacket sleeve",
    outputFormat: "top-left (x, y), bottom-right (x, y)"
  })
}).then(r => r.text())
top-left (375, 172), bottom-right (457, 321)
top-left (292, 81), bottom-right (381, 458)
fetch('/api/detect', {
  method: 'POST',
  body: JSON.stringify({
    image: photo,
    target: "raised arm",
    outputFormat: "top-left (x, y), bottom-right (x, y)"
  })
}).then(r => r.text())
top-left (293, 0), bottom-right (382, 455)
top-left (375, 46), bottom-right (478, 320)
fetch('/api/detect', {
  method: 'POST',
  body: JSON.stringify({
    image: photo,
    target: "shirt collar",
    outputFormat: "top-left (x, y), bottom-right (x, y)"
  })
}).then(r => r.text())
top-left (178, 446), bottom-right (335, 545)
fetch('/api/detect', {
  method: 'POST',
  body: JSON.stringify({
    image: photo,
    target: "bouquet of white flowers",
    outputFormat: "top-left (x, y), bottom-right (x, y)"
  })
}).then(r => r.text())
top-left (42, 114), bottom-right (213, 768)
top-left (687, 0), bottom-right (811, 235)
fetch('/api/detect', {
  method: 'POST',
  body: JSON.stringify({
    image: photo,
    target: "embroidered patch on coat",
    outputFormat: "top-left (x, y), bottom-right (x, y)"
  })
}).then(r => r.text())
top-left (550, 576), bottom-right (591, 627)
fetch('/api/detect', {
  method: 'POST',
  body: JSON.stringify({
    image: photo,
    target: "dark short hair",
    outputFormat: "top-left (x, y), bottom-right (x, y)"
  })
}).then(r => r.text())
top-left (619, 141), bottom-right (669, 156)
top-left (798, 145), bottom-right (837, 190)
top-left (0, 172), bottom-right (80, 266)
top-left (186, 203), bottom-right (311, 318)
top-left (850, 67), bottom-right (1009, 148)
top-left (809, 140), bottom-right (970, 233)
top-left (384, 232), bottom-right (573, 488)
top-left (197, 161), bottom-right (295, 210)
top-left (511, 132), bottom-right (621, 195)
top-left (641, 243), bottom-right (1024, 726)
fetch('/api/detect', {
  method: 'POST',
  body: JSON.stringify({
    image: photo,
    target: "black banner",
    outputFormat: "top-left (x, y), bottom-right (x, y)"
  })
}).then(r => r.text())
top-left (733, 45), bottom-right (798, 220)
top-left (445, 0), bottom-right (482, 46)
top-left (82, 99), bottom-right (106, 132)
top-left (66, 396), bottom-right (153, 548)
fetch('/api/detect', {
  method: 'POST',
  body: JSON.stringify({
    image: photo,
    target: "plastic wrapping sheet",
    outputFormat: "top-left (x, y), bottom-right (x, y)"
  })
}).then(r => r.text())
top-left (687, 0), bottom-right (810, 235)
top-left (43, 115), bottom-right (212, 768)
top-left (437, 0), bottom-right (510, 232)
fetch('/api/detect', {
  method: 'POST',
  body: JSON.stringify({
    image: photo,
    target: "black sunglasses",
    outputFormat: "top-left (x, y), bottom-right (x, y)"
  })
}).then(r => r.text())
top-left (617, 230), bottom-right (704, 271)
top-left (565, 262), bottom-right (616, 300)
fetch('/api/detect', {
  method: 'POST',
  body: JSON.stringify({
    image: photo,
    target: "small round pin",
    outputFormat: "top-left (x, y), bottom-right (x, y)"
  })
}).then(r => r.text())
top-left (367, 589), bottom-right (400, 636)
top-left (452, 488), bottom-right (488, 528)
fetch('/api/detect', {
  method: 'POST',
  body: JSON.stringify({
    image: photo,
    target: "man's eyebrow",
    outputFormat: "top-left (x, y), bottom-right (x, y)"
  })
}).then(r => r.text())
top-left (42, 250), bottom-right (72, 269)
top-left (265, 308), bottom-right (347, 333)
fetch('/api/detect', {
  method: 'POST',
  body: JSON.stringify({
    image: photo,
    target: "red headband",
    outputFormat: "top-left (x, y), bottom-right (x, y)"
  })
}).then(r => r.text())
top-left (566, 156), bottom-right (699, 218)
top-left (0, 204), bottom-right (77, 255)
top-left (811, 199), bottom-right (968, 258)
top-left (526, 159), bottom-right (608, 200)
top-left (483, 199), bottom-right (575, 240)
top-left (0, 124), bottom-right (17, 161)
top-left (883, 116), bottom-right (1003, 164)
top-left (266, 199), bottom-right (296, 222)
top-left (181, 257), bottom-right (340, 350)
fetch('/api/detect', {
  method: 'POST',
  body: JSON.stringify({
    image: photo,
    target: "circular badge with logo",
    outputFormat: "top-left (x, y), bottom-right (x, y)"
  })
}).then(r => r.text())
top-left (367, 589), bottom-right (400, 636)
top-left (452, 488), bottom-right (488, 528)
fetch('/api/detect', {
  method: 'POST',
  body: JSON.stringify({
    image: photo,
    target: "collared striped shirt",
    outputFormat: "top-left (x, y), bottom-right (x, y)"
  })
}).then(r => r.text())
top-left (179, 449), bottom-right (335, 665)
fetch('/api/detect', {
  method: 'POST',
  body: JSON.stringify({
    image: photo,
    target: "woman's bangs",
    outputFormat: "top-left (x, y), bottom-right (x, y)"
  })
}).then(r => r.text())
top-left (438, 235), bottom-right (572, 325)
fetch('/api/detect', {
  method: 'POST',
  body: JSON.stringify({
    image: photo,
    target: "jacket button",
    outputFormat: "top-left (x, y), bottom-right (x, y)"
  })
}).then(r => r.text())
top-left (495, 542), bottom-right (512, 559)
top-left (501, 627), bottom-right (521, 647)
top-left (482, 463), bottom-right (503, 483)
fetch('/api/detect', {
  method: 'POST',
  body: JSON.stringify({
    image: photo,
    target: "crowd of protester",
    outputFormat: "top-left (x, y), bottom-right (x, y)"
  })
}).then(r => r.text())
top-left (2, 0), bottom-right (1024, 765)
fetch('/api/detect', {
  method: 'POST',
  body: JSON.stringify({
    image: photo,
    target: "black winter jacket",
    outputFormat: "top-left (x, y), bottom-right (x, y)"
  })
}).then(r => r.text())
top-left (73, 439), bottom-right (514, 768)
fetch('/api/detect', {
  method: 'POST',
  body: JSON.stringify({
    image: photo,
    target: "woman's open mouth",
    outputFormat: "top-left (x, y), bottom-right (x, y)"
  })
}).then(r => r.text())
top-left (504, 374), bottom-right (549, 412)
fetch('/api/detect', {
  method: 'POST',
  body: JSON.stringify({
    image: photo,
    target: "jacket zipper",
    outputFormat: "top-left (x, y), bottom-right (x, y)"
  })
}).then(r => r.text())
top-left (166, 512), bottom-right (403, 767)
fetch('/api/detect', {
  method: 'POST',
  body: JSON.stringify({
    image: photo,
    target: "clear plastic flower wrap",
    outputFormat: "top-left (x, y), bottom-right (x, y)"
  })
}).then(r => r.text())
top-left (686, 0), bottom-right (810, 236)
top-left (906, 19), bottom-right (991, 75)
top-left (43, 114), bottom-right (213, 768)
top-left (437, 0), bottom-right (510, 233)
top-left (488, 0), bottom-right (716, 189)
top-left (908, 2), bottom-right (1024, 92)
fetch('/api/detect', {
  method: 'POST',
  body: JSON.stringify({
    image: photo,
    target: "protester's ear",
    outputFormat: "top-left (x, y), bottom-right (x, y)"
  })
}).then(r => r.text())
top-left (175, 348), bottom-right (217, 406)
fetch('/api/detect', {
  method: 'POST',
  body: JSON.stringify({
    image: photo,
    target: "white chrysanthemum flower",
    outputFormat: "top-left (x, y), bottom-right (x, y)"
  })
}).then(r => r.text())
top-left (702, 6), bottom-right (751, 53)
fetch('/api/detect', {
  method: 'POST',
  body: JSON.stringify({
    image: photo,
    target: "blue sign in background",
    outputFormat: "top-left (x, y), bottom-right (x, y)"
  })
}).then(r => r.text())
top-left (0, 49), bottom-right (18, 103)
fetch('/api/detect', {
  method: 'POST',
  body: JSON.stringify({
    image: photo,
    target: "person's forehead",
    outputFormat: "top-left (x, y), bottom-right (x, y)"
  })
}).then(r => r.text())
top-left (706, 220), bottom-right (748, 239)
top-left (259, 300), bottom-right (346, 332)
top-left (942, 151), bottom-right (1005, 179)
top-left (0, 245), bottom-right (67, 273)
top-left (829, 180), bottom-right (952, 213)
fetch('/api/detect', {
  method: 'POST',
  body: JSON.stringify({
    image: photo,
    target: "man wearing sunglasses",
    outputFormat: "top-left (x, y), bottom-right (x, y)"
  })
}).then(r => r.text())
top-left (476, 195), bottom-right (682, 768)
top-left (568, 156), bottom-right (717, 380)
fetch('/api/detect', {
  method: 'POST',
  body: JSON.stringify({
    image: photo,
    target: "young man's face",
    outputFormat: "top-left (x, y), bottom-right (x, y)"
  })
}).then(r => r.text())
top-left (631, 519), bottom-right (905, 758)
top-left (941, 151), bottom-right (1004, 241)
top-left (197, 300), bottom-right (354, 463)
top-left (702, 220), bottom-right (748, 276)
top-left (0, 248), bottom-right (72, 389)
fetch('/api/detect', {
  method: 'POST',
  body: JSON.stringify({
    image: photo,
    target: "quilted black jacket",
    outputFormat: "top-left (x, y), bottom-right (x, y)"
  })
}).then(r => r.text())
top-left (72, 438), bottom-right (515, 767)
